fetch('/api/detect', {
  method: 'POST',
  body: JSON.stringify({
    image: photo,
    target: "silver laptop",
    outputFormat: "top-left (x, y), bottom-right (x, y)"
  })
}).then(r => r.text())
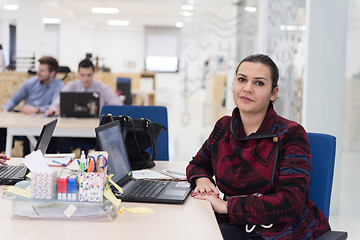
top-left (60, 92), bottom-right (100, 118)
top-left (0, 118), bottom-right (58, 185)
top-left (95, 120), bottom-right (191, 204)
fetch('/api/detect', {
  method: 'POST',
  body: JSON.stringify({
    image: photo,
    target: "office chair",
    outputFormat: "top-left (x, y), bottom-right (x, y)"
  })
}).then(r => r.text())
top-left (100, 105), bottom-right (169, 161)
top-left (307, 132), bottom-right (348, 240)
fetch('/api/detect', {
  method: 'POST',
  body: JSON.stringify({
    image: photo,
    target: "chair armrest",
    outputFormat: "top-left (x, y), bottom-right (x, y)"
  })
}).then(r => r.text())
top-left (316, 230), bottom-right (348, 240)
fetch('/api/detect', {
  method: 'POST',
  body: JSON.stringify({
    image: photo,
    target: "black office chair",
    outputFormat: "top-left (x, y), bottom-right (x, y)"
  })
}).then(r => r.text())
top-left (307, 132), bottom-right (348, 240)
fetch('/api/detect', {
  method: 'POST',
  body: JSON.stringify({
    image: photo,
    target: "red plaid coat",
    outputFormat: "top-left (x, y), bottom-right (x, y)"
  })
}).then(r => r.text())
top-left (187, 105), bottom-right (330, 239)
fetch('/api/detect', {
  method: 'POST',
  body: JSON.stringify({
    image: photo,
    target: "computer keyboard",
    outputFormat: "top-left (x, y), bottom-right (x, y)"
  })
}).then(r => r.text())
top-left (129, 180), bottom-right (169, 198)
top-left (0, 165), bottom-right (26, 179)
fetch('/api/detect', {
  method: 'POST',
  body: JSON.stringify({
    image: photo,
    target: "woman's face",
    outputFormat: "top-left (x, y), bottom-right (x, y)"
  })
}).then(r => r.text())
top-left (232, 61), bottom-right (278, 116)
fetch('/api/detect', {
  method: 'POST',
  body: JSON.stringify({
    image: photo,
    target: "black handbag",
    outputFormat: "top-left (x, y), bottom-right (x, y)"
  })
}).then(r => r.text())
top-left (98, 114), bottom-right (167, 170)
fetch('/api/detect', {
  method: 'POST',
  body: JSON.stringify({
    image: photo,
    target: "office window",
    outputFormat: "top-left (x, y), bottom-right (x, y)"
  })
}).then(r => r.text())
top-left (144, 26), bottom-right (179, 73)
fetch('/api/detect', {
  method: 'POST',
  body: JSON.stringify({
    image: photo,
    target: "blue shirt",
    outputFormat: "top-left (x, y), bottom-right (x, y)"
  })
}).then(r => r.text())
top-left (3, 76), bottom-right (64, 113)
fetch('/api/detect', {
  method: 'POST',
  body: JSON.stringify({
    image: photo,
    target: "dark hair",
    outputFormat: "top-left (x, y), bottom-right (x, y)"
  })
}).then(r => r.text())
top-left (78, 59), bottom-right (95, 71)
top-left (235, 54), bottom-right (279, 90)
top-left (38, 56), bottom-right (59, 73)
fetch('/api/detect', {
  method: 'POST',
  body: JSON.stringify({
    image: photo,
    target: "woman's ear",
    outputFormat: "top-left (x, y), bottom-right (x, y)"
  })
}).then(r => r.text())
top-left (270, 86), bottom-right (279, 102)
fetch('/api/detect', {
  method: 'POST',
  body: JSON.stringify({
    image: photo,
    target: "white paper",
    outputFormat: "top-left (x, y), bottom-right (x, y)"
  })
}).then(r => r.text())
top-left (132, 169), bottom-right (172, 180)
top-left (23, 150), bottom-right (53, 174)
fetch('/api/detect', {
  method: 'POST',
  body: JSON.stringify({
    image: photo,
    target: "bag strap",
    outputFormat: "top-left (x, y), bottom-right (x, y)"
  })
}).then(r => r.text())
top-left (126, 116), bottom-right (157, 162)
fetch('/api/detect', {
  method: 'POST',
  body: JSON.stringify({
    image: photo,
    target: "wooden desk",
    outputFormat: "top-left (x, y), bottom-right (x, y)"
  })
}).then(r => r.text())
top-left (0, 160), bottom-right (223, 240)
top-left (0, 112), bottom-right (99, 157)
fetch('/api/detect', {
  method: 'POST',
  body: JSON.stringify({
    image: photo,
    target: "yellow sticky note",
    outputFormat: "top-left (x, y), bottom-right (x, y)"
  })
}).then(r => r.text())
top-left (103, 185), bottom-right (121, 208)
top-left (108, 174), bottom-right (123, 194)
top-left (125, 207), bottom-right (154, 214)
top-left (26, 172), bottom-right (32, 179)
top-left (6, 186), bottom-right (31, 199)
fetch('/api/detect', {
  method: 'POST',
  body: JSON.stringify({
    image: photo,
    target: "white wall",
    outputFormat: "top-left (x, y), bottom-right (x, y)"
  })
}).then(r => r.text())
top-left (304, 0), bottom-right (348, 214)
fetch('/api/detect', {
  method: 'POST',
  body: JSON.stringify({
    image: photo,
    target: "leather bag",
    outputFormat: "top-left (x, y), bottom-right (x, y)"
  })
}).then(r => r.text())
top-left (98, 114), bottom-right (167, 170)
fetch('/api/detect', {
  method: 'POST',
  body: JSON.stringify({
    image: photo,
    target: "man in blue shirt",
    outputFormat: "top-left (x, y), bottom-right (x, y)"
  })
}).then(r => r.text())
top-left (3, 56), bottom-right (64, 114)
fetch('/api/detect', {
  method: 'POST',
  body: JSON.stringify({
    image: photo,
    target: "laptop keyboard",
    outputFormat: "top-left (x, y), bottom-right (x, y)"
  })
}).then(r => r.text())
top-left (0, 165), bottom-right (26, 179)
top-left (129, 180), bottom-right (169, 198)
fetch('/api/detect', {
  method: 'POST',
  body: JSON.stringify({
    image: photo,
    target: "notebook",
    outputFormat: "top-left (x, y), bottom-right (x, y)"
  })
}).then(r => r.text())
top-left (60, 92), bottom-right (100, 118)
top-left (0, 119), bottom-right (58, 185)
top-left (95, 120), bottom-right (191, 204)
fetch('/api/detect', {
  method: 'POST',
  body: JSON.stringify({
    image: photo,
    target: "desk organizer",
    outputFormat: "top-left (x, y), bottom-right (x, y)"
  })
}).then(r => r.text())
top-left (3, 181), bottom-right (118, 222)
top-left (10, 199), bottom-right (118, 221)
top-left (79, 172), bottom-right (106, 202)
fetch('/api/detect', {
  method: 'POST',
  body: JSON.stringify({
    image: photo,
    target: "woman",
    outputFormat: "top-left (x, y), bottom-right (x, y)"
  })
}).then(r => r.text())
top-left (186, 54), bottom-right (330, 239)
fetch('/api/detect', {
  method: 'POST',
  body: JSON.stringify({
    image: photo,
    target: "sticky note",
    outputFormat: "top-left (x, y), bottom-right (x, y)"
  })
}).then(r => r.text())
top-left (104, 185), bottom-right (121, 208)
top-left (125, 207), bottom-right (154, 214)
top-left (6, 186), bottom-right (31, 198)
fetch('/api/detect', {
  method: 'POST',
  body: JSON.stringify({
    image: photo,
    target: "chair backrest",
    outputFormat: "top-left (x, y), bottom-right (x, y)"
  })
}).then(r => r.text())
top-left (307, 132), bottom-right (336, 219)
top-left (100, 105), bottom-right (169, 161)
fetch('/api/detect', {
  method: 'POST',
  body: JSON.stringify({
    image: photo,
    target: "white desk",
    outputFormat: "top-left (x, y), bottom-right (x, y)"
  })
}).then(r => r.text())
top-left (0, 112), bottom-right (99, 157)
top-left (0, 160), bottom-right (223, 240)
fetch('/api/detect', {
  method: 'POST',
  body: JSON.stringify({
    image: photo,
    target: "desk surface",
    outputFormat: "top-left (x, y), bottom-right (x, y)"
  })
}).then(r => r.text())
top-left (0, 160), bottom-right (223, 240)
top-left (0, 111), bottom-right (99, 131)
top-left (0, 112), bottom-right (99, 157)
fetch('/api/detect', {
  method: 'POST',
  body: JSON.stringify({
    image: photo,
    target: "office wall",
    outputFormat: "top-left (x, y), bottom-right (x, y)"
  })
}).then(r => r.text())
top-left (58, 20), bottom-right (144, 73)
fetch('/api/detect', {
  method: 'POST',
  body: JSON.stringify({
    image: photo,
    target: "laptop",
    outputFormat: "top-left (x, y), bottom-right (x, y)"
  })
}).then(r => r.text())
top-left (95, 120), bottom-right (191, 204)
top-left (60, 92), bottom-right (100, 118)
top-left (0, 118), bottom-right (58, 185)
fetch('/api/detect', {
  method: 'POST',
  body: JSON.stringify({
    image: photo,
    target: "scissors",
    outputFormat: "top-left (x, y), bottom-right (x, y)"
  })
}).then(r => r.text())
top-left (87, 156), bottom-right (97, 172)
top-left (96, 154), bottom-right (108, 172)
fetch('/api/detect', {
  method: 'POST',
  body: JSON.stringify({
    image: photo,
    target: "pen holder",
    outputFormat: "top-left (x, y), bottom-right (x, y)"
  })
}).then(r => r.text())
top-left (31, 172), bottom-right (57, 200)
top-left (79, 172), bottom-right (106, 202)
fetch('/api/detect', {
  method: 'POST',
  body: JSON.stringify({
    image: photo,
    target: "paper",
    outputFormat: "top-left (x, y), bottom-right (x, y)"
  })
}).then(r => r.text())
top-left (125, 207), bottom-right (154, 214)
top-left (161, 169), bottom-right (187, 181)
top-left (23, 150), bottom-right (53, 174)
top-left (64, 204), bottom-right (77, 218)
top-left (6, 186), bottom-right (31, 199)
top-left (132, 169), bottom-right (172, 180)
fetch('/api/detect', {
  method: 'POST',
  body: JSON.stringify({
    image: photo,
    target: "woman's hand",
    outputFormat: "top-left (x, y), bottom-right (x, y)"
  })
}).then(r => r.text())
top-left (192, 191), bottom-right (228, 214)
top-left (192, 177), bottom-right (219, 197)
top-left (0, 154), bottom-right (10, 166)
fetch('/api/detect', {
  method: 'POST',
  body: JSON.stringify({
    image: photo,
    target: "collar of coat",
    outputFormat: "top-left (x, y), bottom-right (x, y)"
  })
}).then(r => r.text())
top-left (230, 103), bottom-right (278, 140)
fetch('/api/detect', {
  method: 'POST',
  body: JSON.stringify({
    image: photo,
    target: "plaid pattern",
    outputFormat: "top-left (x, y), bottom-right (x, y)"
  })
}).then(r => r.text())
top-left (187, 105), bottom-right (330, 239)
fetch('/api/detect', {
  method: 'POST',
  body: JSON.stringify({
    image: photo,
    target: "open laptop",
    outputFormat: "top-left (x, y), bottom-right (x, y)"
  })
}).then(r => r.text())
top-left (95, 120), bottom-right (191, 204)
top-left (0, 118), bottom-right (58, 185)
top-left (60, 92), bottom-right (100, 118)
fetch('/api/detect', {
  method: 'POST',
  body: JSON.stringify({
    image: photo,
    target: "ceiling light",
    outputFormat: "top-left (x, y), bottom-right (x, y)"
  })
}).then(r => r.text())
top-left (3, 4), bottom-right (19, 11)
top-left (180, 11), bottom-right (194, 17)
top-left (244, 7), bottom-right (256, 12)
top-left (181, 4), bottom-right (194, 11)
top-left (43, 18), bottom-right (61, 24)
top-left (107, 20), bottom-right (130, 26)
top-left (91, 7), bottom-right (119, 14)
top-left (175, 22), bottom-right (184, 28)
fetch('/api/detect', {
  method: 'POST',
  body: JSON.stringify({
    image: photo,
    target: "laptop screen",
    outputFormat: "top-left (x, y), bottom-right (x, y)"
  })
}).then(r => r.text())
top-left (95, 120), bottom-right (132, 185)
top-left (60, 92), bottom-right (100, 118)
top-left (35, 118), bottom-right (58, 155)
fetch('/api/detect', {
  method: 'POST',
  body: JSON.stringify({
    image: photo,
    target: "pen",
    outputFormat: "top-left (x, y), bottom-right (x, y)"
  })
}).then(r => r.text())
top-left (52, 160), bottom-right (66, 166)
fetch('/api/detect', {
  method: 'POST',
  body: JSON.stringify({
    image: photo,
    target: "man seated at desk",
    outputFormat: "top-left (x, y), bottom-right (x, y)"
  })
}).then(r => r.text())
top-left (45, 59), bottom-right (121, 116)
top-left (1, 56), bottom-right (64, 155)
top-left (3, 56), bottom-right (64, 114)
top-left (45, 59), bottom-right (121, 153)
